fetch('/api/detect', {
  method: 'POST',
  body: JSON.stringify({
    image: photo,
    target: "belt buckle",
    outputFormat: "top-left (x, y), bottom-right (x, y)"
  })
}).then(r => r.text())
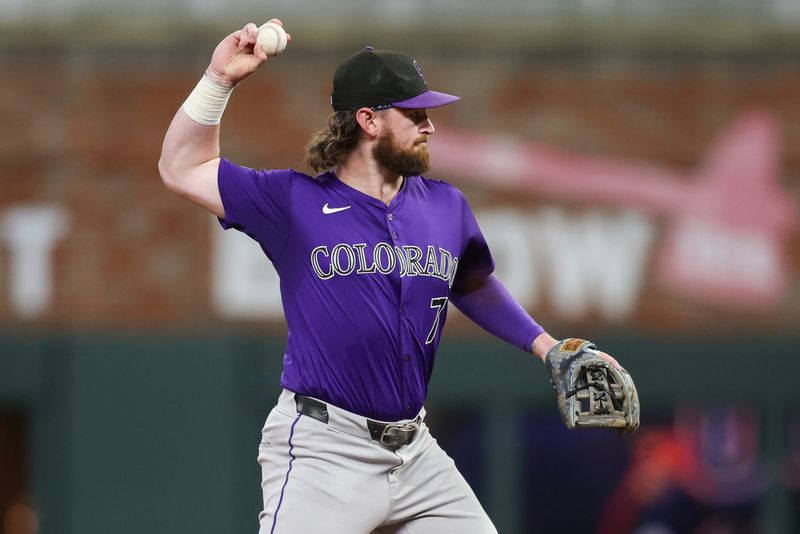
top-left (379, 421), bottom-right (419, 448)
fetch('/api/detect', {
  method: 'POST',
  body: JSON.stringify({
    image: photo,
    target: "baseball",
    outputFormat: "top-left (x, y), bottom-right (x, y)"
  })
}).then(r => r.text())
top-left (256, 22), bottom-right (288, 57)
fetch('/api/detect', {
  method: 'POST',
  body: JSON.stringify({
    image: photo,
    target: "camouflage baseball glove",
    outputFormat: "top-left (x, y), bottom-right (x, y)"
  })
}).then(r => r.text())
top-left (544, 338), bottom-right (640, 434)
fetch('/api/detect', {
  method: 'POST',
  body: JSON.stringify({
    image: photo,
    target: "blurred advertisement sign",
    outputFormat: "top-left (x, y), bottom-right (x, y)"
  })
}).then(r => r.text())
top-left (478, 209), bottom-right (654, 321)
top-left (433, 110), bottom-right (796, 310)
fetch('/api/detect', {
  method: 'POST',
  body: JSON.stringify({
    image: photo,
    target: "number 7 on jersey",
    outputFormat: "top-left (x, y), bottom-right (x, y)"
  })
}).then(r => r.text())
top-left (425, 297), bottom-right (449, 345)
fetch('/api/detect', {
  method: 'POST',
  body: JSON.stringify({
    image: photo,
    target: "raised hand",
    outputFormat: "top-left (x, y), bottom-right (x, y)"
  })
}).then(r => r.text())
top-left (206, 19), bottom-right (291, 87)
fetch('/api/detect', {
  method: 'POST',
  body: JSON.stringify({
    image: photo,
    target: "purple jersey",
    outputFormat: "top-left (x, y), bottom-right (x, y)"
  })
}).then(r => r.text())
top-left (218, 159), bottom-right (493, 421)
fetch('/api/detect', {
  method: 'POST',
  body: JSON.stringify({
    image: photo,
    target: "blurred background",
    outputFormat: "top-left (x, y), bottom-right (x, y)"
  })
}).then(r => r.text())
top-left (1, 1), bottom-right (799, 533)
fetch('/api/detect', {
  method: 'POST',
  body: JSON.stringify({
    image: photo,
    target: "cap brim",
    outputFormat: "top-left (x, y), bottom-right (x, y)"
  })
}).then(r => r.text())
top-left (392, 90), bottom-right (460, 109)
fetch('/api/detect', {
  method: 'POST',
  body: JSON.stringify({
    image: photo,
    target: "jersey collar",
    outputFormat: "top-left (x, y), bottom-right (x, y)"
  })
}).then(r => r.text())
top-left (324, 170), bottom-right (412, 211)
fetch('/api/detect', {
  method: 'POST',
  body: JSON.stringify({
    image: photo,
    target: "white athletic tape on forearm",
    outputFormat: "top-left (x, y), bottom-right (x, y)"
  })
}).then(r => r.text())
top-left (181, 74), bottom-right (234, 126)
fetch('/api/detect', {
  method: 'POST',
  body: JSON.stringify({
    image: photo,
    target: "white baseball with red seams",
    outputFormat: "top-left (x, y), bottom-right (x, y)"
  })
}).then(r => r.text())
top-left (257, 22), bottom-right (288, 56)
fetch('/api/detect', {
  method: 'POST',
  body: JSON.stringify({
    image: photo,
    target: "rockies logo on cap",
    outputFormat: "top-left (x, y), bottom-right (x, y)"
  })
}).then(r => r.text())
top-left (413, 60), bottom-right (425, 81)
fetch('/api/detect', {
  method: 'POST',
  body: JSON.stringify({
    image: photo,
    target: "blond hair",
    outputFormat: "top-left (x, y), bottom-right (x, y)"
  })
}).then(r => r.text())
top-left (303, 110), bottom-right (363, 172)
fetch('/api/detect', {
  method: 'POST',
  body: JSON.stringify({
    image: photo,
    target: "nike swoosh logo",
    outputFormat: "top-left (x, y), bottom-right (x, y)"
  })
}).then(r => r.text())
top-left (322, 203), bottom-right (352, 214)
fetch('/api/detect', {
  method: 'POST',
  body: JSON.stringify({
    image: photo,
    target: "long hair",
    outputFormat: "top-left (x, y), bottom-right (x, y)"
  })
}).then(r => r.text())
top-left (303, 110), bottom-right (363, 172)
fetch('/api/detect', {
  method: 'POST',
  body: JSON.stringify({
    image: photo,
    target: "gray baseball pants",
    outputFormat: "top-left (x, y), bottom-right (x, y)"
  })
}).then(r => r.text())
top-left (257, 389), bottom-right (498, 534)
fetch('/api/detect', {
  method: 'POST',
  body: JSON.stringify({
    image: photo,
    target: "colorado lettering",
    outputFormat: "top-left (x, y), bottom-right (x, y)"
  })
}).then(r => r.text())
top-left (311, 242), bottom-right (458, 287)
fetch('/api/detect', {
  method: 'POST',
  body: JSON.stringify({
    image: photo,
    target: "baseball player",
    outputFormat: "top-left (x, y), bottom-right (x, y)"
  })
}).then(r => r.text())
top-left (158, 20), bottom-right (633, 534)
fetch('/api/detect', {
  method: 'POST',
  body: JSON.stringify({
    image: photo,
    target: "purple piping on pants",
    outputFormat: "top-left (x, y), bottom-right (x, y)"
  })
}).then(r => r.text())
top-left (270, 414), bottom-right (302, 534)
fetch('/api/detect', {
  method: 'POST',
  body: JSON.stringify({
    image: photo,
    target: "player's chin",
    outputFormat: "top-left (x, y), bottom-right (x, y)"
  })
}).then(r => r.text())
top-left (413, 143), bottom-right (429, 156)
top-left (414, 147), bottom-right (431, 169)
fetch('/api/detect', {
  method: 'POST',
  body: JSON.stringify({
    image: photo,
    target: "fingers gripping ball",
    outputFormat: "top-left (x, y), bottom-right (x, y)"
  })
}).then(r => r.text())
top-left (545, 339), bottom-right (640, 434)
top-left (257, 22), bottom-right (288, 57)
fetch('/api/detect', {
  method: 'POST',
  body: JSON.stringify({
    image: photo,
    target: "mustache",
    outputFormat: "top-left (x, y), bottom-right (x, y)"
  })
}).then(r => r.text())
top-left (415, 135), bottom-right (430, 145)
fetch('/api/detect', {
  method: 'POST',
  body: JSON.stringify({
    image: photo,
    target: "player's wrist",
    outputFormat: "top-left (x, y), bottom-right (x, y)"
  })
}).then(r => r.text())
top-left (204, 66), bottom-right (236, 89)
top-left (181, 72), bottom-right (234, 126)
top-left (531, 332), bottom-right (558, 362)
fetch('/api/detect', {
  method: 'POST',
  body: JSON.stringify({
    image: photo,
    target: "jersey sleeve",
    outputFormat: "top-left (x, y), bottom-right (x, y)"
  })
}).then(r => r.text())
top-left (452, 192), bottom-right (494, 293)
top-left (450, 275), bottom-right (545, 353)
top-left (217, 158), bottom-right (293, 261)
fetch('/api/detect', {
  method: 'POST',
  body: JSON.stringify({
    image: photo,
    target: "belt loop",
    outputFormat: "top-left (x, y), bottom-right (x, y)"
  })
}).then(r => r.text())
top-left (294, 394), bottom-right (329, 424)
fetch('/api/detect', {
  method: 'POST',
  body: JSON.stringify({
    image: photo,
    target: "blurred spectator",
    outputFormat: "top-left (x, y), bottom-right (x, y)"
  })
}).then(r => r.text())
top-left (2, 499), bottom-right (38, 534)
top-left (598, 405), bottom-right (767, 534)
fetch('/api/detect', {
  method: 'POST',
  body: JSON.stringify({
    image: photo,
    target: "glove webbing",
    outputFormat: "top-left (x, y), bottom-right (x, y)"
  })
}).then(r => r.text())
top-left (565, 364), bottom-right (624, 412)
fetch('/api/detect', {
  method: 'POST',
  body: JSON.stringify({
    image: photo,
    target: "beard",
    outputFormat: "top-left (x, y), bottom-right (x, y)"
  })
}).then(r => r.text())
top-left (372, 131), bottom-right (431, 177)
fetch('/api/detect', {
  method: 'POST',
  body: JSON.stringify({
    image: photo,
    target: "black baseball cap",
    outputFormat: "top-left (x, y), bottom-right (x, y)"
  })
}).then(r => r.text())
top-left (331, 47), bottom-right (460, 111)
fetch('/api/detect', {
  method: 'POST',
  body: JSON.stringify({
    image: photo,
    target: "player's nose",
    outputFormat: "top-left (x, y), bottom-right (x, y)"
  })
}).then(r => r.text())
top-left (420, 118), bottom-right (435, 134)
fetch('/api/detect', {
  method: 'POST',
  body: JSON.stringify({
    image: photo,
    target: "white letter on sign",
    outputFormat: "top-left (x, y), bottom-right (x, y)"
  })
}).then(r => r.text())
top-left (1, 205), bottom-right (69, 318)
top-left (211, 221), bottom-right (283, 319)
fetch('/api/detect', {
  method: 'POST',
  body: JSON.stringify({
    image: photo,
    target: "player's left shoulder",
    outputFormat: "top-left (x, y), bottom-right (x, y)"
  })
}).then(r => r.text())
top-left (415, 174), bottom-right (452, 188)
top-left (414, 174), bottom-right (466, 200)
top-left (410, 176), bottom-right (475, 218)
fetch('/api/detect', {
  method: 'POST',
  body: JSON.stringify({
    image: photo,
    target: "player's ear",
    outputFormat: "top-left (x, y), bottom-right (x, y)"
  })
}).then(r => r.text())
top-left (355, 107), bottom-right (380, 138)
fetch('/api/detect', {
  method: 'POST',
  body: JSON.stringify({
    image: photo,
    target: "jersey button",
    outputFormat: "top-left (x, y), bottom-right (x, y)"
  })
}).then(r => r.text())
top-left (387, 213), bottom-right (394, 221)
top-left (404, 354), bottom-right (410, 363)
top-left (391, 231), bottom-right (398, 240)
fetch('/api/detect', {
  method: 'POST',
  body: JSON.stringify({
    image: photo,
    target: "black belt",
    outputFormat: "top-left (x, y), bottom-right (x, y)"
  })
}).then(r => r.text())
top-left (294, 394), bottom-right (420, 449)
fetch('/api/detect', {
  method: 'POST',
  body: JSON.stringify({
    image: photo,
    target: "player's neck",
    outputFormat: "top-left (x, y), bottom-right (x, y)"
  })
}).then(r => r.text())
top-left (336, 150), bottom-right (403, 206)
